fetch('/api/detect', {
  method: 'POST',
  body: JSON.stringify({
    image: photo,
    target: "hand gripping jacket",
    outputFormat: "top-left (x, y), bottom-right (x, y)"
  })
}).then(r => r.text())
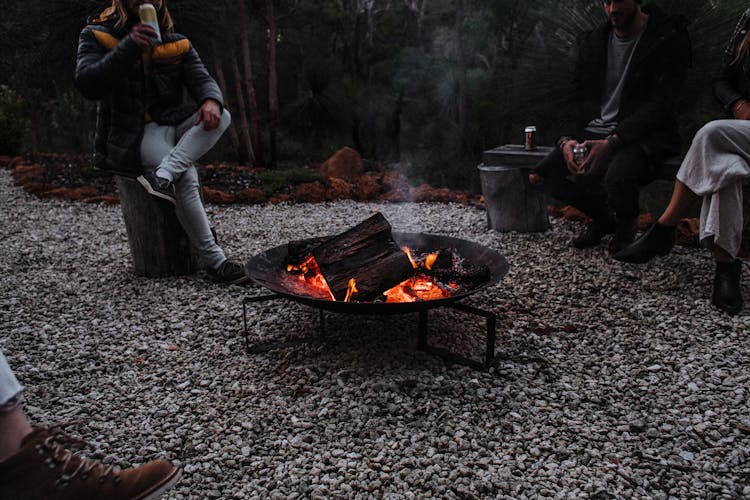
top-left (74, 15), bottom-right (224, 177)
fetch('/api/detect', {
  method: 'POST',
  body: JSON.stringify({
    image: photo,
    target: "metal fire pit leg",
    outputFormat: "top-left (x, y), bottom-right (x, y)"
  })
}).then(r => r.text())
top-left (242, 294), bottom-right (329, 354)
top-left (418, 310), bottom-right (428, 350)
top-left (319, 310), bottom-right (326, 338)
top-left (417, 303), bottom-right (497, 370)
top-left (448, 302), bottom-right (497, 369)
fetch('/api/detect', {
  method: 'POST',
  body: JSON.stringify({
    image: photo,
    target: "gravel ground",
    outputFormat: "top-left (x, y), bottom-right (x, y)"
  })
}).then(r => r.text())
top-left (1, 168), bottom-right (749, 499)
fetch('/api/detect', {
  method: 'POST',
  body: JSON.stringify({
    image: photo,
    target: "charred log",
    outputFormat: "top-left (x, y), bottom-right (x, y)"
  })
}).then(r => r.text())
top-left (428, 264), bottom-right (491, 290)
top-left (312, 213), bottom-right (414, 301)
top-left (285, 237), bottom-right (332, 267)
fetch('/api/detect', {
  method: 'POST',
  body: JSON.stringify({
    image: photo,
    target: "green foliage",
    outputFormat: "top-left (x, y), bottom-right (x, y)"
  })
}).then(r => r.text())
top-left (257, 167), bottom-right (327, 196)
top-left (0, 86), bottom-right (27, 155)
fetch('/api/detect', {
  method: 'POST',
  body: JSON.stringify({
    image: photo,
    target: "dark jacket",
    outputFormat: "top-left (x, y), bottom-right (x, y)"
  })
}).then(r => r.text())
top-left (714, 8), bottom-right (750, 111)
top-left (74, 15), bottom-right (224, 177)
top-left (559, 4), bottom-right (691, 162)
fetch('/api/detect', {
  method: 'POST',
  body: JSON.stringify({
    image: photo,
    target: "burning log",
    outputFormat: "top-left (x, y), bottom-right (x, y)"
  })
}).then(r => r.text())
top-left (312, 213), bottom-right (415, 301)
top-left (285, 236), bottom-right (332, 267)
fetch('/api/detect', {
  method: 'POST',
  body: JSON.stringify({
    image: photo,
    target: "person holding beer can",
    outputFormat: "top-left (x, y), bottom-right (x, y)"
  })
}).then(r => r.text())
top-left (528, 0), bottom-right (690, 254)
top-left (75, 0), bottom-right (249, 284)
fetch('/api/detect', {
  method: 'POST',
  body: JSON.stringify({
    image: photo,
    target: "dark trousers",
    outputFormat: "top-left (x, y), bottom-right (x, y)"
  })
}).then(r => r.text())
top-left (533, 132), bottom-right (656, 221)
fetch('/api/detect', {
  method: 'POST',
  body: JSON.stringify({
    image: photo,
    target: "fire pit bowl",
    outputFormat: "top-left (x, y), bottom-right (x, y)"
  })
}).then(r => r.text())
top-left (244, 232), bottom-right (509, 314)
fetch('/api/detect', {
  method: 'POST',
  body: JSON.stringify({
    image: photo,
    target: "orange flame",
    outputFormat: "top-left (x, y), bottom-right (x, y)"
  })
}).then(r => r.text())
top-left (425, 253), bottom-right (438, 270)
top-left (288, 255), bottom-right (335, 300)
top-left (344, 278), bottom-right (358, 302)
top-left (402, 246), bottom-right (418, 269)
top-left (287, 251), bottom-right (460, 304)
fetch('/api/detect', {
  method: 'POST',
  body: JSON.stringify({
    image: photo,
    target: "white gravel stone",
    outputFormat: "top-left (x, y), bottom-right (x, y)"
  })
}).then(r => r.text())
top-left (1, 169), bottom-right (748, 498)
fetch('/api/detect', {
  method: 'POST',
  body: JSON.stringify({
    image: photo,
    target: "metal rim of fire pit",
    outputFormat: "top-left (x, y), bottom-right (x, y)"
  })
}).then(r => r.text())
top-left (244, 232), bottom-right (509, 314)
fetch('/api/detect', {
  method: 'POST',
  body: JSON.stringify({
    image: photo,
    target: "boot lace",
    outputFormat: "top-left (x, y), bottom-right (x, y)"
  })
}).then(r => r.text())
top-left (34, 424), bottom-right (122, 490)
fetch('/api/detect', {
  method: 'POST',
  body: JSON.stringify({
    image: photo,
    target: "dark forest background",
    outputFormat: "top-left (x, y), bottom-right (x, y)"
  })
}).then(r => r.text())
top-left (0, 0), bottom-right (747, 191)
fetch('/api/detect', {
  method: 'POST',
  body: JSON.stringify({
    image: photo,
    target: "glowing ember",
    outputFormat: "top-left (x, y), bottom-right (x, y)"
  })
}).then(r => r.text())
top-left (383, 275), bottom-right (458, 303)
top-left (286, 247), bottom-right (464, 303)
top-left (286, 254), bottom-right (335, 300)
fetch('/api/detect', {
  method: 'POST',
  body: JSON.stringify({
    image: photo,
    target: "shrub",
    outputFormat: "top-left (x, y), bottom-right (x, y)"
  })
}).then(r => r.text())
top-left (0, 85), bottom-right (27, 155)
top-left (257, 167), bottom-right (327, 196)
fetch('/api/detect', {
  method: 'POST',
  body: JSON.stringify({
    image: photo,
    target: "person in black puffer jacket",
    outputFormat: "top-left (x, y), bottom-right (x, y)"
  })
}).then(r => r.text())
top-left (75, 0), bottom-right (248, 284)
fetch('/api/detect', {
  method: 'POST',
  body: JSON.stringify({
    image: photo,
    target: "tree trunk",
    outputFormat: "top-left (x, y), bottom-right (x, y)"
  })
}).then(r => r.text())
top-left (455, 0), bottom-right (468, 153)
top-left (237, 1), bottom-right (261, 163)
top-left (230, 47), bottom-right (256, 164)
top-left (266, 0), bottom-right (279, 167)
top-left (211, 40), bottom-right (240, 158)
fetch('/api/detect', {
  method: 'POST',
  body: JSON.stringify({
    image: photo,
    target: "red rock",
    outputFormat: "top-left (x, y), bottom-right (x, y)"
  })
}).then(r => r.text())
top-left (560, 205), bottom-right (590, 223)
top-left (456, 192), bottom-right (472, 205)
top-left (380, 171), bottom-right (411, 201)
top-left (202, 187), bottom-right (235, 204)
top-left (294, 182), bottom-right (326, 203)
top-left (21, 182), bottom-right (50, 194)
top-left (637, 213), bottom-right (656, 231)
top-left (13, 164), bottom-right (46, 185)
top-left (411, 184), bottom-right (459, 203)
top-left (235, 188), bottom-right (266, 204)
top-left (547, 205), bottom-right (563, 218)
top-left (0, 156), bottom-right (21, 168)
top-left (353, 174), bottom-right (382, 201)
top-left (84, 195), bottom-right (119, 205)
top-left (675, 217), bottom-right (699, 247)
top-left (270, 193), bottom-right (291, 204)
top-left (39, 186), bottom-right (99, 201)
top-left (326, 177), bottom-right (354, 201)
top-left (320, 147), bottom-right (364, 182)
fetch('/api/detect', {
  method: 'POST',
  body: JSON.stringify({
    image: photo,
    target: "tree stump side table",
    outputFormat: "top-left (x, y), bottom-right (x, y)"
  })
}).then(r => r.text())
top-left (115, 176), bottom-right (198, 277)
top-left (478, 145), bottom-right (551, 233)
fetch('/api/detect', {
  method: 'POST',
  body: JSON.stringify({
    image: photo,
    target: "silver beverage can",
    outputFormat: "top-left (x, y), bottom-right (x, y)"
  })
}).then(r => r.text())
top-left (524, 126), bottom-right (536, 150)
top-left (573, 144), bottom-right (588, 168)
top-left (139, 4), bottom-right (162, 42)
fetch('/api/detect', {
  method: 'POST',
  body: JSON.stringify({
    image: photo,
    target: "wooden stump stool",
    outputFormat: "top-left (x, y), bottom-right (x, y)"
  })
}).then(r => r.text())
top-left (115, 176), bottom-right (198, 277)
top-left (478, 145), bottom-right (551, 233)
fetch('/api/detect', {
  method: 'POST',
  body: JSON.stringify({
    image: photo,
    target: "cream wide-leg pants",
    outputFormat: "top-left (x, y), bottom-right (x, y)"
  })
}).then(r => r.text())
top-left (677, 119), bottom-right (750, 258)
top-left (0, 352), bottom-right (23, 411)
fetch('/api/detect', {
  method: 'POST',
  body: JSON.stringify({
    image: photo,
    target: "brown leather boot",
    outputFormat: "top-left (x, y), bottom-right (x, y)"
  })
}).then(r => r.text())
top-left (0, 427), bottom-right (181, 500)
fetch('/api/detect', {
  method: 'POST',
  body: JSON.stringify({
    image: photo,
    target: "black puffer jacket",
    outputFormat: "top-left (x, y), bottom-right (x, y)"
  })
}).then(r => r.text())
top-left (714, 8), bottom-right (750, 111)
top-left (74, 15), bottom-right (223, 177)
top-left (559, 4), bottom-right (691, 163)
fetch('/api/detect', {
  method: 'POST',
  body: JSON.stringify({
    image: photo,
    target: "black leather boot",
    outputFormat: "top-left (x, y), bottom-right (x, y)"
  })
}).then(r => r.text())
top-left (572, 216), bottom-right (616, 249)
top-left (608, 218), bottom-right (636, 254)
top-left (712, 260), bottom-right (743, 315)
top-left (613, 222), bottom-right (675, 263)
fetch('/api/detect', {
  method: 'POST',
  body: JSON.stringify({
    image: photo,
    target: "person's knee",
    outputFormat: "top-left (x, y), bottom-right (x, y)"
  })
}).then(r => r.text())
top-left (174, 167), bottom-right (200, 190)
top-left (219, 108), bottom-right (231, 133)
top-left (693, 120), bottom-right (746, 148)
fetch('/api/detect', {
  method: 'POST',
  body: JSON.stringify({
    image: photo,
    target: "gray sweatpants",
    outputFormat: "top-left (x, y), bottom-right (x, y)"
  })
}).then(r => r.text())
top-left (677, 119), bottom-right (750, 258)
top-left (140, 109), bottom-right (232, 270)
